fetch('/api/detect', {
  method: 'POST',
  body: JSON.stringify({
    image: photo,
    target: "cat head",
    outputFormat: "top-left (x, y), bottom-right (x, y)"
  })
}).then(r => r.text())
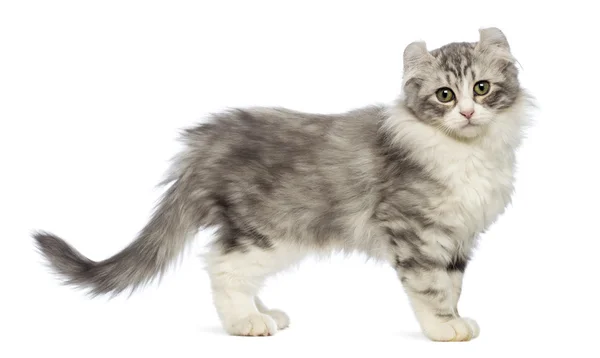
top-left (401, 28), bottom-right (521, 139)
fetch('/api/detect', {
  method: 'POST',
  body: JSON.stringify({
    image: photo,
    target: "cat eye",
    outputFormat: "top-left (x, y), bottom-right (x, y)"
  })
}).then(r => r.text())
top-left (474, 81), bottom-right (490, 96)
top-left (435, 88), bottom-right (455, 103)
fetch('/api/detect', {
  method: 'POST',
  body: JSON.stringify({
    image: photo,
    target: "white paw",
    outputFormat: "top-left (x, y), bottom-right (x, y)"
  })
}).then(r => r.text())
top-left (227, 313), bottom-right (278, 336)
top-left (423, 317), bottom-right (480, 342)
top-left (264, 309), bottom-right (290, 330)
top-left (462, 317), bottom-right (480, 338)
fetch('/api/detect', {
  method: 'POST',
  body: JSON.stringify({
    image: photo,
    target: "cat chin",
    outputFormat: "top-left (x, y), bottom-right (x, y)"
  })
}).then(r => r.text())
top-left (443, 123), bottom-right (487, 140)
top-left (458, 125), bottom-right (485, 139)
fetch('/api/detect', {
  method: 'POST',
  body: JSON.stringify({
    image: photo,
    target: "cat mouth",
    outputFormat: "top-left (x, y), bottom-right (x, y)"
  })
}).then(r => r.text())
top-left (462, 121), bottom-right (479, 128)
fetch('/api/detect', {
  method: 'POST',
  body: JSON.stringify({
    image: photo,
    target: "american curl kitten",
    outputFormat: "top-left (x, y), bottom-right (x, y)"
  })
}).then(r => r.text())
top-left (34, 27), bottom-right (533, 342)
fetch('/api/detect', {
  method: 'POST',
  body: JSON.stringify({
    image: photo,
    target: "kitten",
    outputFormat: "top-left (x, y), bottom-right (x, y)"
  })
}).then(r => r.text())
top-left (34, 27), bottom-right (533, 341)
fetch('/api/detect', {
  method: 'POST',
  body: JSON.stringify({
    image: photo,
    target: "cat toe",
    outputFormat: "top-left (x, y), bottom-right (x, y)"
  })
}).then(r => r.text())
top-left (423, 317), bottom-right (479, 342)
top-left (264, 309), bottom-right (290, 330)
top-left (227, 313), bottom-right (278, 336)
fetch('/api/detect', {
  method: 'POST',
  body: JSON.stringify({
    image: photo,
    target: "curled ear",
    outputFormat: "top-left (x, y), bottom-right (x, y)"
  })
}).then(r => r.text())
top-left (475, 27), bottom-right (516, 66)
top-left (403, 41), bottom-right (431, 72)
top-left (477, 27), bottom-right (511, 52)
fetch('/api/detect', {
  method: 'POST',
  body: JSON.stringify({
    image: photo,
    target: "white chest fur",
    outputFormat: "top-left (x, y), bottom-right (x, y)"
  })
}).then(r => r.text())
top-left (432, 142), bottom-right (516, 238)
top-left (384, 98), bottom-right (528, 242)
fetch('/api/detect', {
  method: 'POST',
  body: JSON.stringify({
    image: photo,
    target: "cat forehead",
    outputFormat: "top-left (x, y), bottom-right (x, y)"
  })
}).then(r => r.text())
top-left (430, 42), bottom-right (478, 80)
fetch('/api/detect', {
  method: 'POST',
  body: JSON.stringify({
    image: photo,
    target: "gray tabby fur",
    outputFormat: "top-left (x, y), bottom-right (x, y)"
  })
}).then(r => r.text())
top-left (34, 27), bottom-right (534, 341)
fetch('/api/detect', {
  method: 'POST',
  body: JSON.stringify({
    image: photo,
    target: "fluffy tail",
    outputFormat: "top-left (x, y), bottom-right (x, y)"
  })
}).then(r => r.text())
top-left (33, 176), bottom-right (208, 297)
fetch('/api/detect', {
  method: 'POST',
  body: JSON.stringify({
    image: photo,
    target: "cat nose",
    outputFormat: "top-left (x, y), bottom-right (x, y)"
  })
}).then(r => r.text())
top-left (460, 109), bottom-right (474, 120)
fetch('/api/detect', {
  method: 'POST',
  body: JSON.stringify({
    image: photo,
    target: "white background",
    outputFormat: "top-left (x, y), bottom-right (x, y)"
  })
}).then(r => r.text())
top-left (1, 1), bottom-right (599, 357)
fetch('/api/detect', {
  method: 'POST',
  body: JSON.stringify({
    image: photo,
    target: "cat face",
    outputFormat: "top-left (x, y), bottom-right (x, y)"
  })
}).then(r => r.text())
top-left (402, 28), bottom-right (520, 139)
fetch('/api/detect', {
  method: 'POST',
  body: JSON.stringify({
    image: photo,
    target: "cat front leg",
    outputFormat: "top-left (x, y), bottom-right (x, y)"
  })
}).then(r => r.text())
top-left (391, 233), bottom-right (479, 341)
top-left (447, 258), bottom-right (467, 317)
top-left (397, 261), bottom-right (479, 341)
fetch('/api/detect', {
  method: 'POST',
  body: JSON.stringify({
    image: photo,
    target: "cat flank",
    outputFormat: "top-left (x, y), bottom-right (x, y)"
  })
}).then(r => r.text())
top-left (34, 27), bottom-right (533, 342)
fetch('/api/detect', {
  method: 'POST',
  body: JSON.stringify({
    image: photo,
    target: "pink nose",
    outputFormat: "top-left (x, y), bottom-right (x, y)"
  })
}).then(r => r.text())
top-left (460, 109), bottom-right (474, 120)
